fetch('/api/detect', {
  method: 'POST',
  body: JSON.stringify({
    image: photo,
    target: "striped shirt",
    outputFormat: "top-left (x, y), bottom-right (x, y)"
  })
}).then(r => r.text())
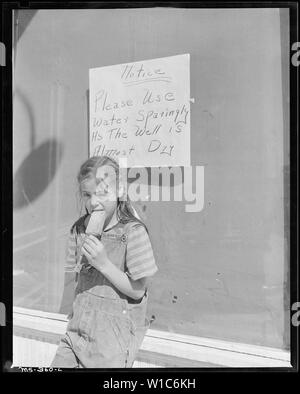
top-left (64, 222), bottom-right (158, 281)
top-left (125, 224), bottom-right (158, 281)
top-left (65, 231), bottom-right (77, 273)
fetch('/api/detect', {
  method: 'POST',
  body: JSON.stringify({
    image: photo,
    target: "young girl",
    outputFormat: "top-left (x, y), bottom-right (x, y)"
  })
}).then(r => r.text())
top-left (51, 156), bottom-right (158, 368)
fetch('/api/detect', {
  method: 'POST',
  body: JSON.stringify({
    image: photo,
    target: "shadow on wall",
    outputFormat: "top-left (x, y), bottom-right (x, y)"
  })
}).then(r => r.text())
top-left (13, 89), bottom-right (64, 209)
top-left (14, 10), bottom-right (38, 43)
top-left (13, 140), bottom-right (64, 209)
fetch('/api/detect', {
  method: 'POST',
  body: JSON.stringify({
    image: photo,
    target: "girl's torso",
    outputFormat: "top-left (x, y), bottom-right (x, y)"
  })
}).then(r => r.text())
top-left (72, 216), bottom-right (149, 330)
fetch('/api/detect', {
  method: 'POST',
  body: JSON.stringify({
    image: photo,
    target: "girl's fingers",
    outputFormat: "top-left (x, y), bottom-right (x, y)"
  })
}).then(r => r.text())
top-left (83, 239), bottom-right (97, 250)
top-left (85, 235), bottom-right (101, 247)
top-left (82, 236), bottom-right (104, 263)
top-left (82, 248), bottom-right (92, 260)
top-left (88, 235), bottom-right (101, 245)
top-left (82, 243), bottom-right (95, 257)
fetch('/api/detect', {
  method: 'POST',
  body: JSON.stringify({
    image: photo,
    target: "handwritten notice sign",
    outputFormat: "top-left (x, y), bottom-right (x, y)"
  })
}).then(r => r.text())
top-left (89, 54), bottom-right (190, 167)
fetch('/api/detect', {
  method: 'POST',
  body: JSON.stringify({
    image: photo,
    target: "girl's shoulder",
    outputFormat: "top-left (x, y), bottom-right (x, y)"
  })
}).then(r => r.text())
top-left (122, 219), bottom-right (148, 235)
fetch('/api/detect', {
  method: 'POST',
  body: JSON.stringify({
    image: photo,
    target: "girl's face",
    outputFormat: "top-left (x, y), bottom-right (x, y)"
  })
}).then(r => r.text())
top-left (80, 164), bottom-right (118, 220)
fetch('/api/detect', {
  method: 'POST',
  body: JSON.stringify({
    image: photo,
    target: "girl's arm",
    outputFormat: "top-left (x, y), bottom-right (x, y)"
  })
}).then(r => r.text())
top-left (101, 263), bottom-right (147, 300)
top-left (81, 234), bottom-right (147, 300)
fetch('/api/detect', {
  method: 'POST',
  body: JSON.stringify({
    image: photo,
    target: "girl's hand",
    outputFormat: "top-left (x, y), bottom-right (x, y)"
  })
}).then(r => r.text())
top-left (81, 235), bottom-right (110, 272)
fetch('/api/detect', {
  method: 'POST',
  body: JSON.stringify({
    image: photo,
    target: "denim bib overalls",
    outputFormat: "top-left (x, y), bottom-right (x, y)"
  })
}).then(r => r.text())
top-left (53, 219), bottom-right (149, 368)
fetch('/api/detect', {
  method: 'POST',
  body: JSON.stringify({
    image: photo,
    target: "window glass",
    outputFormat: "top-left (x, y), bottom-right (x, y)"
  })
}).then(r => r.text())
top-left (13, 8), bottom-right (289, 349)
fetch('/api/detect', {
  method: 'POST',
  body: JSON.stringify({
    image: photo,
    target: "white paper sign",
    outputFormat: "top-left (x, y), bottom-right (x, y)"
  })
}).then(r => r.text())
top-left (89, 54), bottom-right (190, 167)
